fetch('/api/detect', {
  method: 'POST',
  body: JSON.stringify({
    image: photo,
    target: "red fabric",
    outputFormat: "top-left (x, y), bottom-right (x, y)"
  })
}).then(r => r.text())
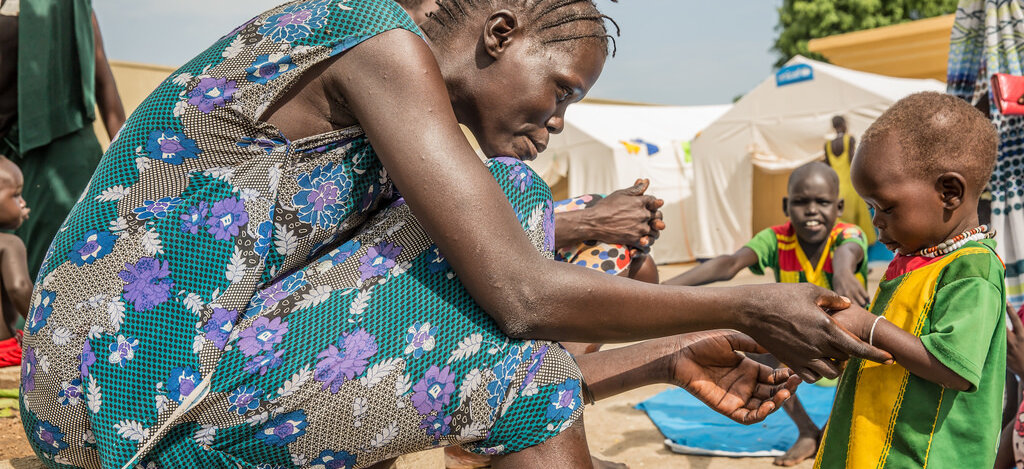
top-left (884, 254), bottom-right (946, 280)
top-left (0, 336), bottom-right (20, 367)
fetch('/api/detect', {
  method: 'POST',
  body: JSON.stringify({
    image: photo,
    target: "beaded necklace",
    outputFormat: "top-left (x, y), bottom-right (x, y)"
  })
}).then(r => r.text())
top-left (913, 225), bottom-right (995, 258)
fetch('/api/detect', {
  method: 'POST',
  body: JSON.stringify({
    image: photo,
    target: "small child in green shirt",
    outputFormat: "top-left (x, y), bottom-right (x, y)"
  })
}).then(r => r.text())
top-left (819, 92), bottom-right (1005, 468)
top-left (664, 161), bottom-right (869, 466)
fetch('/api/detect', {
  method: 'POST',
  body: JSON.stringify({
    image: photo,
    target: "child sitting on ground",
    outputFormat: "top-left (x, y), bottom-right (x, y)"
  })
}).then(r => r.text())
top-left (818, 91), bottom-right (1005, 467)
top-left (0, 155), bottom-right (31, 367)
top-left (664, 161), bottom-right (868, 466)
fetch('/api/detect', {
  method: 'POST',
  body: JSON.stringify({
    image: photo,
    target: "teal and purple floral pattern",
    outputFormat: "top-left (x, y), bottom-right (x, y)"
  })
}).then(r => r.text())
top-left (227, 385), bottom-right (263, 415)
top-left (107, 335), bottom-right (139, 368)
top-left (188, 77), bottom-right (237, 113)
top-left (31, 421), bottom-right (68, 455)
top-left (180, 202), bottom-right (210, 235)
top-left (203, 308), bottom-right (237, 349)
top-left (165, 367), bottom-right (201, 403)
top-left (293, 162), bottom-right (352, 229)
top-left (259, 0), bottom-right (331, 43)
top-left (68, 229), bottom-right (118, 265)
top-left (247, 54), bottom-right (297, 84)
top-left (358, 242), bottom-right (401, 281)
top-left (314, 328), bottom-right (378, 393)
top-left (310, 449), bottom-right (356, 469)
top-left (404, 322), bottom-right (437, 359)
top-left (26, 291), bottom-right (55, 334)
top-left (245, 271), bottom-right (307, 317)
top-left (145, 130), bottom-right (202, 165)
top-left (206, 197), bottom-right (249, 241)
top-left (546, 379), bottom-right (582, 421)
top-left (257, 410), bottom-right (308, 446)
top-left (119, 258), bottom-right (173, 312)
top-left (20, 3), bottom-right (585, 467)
top-left (134, 197), bottom-right (183, 221)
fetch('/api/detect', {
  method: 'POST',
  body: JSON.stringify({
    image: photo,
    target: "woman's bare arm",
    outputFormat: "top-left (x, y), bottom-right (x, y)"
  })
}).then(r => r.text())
top-left (328, 30), bottom-right (890, 380)
top-left (91, 12), bottom-right (125, 140)
top-left (0, 234), bottom-right (31, 318)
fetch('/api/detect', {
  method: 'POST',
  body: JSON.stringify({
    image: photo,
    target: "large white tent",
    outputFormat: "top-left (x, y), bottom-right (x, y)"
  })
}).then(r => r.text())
top-left (689, 56), bottom-right (946, 259)
top-left (528, 102), bottom-right (731, 264)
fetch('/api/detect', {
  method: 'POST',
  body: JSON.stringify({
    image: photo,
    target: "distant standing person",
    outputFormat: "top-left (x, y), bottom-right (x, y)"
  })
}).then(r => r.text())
top-left (824, 116), bottom-right (876, 246)
top-left (0, 0), bottom-right (125, 279)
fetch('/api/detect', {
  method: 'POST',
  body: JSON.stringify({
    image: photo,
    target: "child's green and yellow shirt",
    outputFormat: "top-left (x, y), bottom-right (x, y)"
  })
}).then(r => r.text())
top-left (744, 221), bottom-right (868, 289)
top-left (815, 239), bottom-right (1007, 468)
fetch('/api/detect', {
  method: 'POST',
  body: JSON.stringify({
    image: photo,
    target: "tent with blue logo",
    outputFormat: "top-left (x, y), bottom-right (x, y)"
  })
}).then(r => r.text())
top-left (528, 102), bottom-right (731, 264)
top-left (689, 56), bottom-right (946, 259)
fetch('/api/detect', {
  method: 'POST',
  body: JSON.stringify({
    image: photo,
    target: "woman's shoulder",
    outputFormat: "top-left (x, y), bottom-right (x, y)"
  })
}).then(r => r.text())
top-left (244, 0), bottom-right (420, 52)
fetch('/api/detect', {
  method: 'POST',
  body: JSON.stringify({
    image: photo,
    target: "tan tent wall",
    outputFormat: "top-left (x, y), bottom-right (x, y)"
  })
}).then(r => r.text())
top-left (93, 60), bottom-right (177, 149)
top-left (752, 167), bottom-right (791, 234)
top-left (807, 14), bottom-right (954, 81)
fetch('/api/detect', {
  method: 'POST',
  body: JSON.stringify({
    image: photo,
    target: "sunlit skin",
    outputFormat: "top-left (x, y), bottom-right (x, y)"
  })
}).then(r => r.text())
top-left (831, 135), bottom-right (975, 391)
top-left (0, 159), bottom-right (31, 343)
top-left (257, 5), bottom-right (891, 467)
top-left (851, 135), bottom-right (979, 256)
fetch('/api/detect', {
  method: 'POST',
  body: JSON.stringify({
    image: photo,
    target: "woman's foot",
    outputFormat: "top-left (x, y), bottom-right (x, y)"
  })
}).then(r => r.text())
top-left (444, 446), bottom-right (490, 469)
top-left (592, 456), bottom-right (628, 468)
top-left (445, 446), bottom-right (628, 468)
top-left (772, 431), bottom-right (821, 466)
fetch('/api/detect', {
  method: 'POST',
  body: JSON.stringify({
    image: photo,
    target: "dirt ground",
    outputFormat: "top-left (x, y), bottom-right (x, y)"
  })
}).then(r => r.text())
top-left (0, 262), bottom-right (884, 468)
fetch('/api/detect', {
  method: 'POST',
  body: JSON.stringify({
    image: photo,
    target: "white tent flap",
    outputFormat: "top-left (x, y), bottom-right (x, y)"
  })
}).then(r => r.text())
top-left (529, 103), bottom-right (730, 264)
top-left (690, 56), bottom-right (946, 259)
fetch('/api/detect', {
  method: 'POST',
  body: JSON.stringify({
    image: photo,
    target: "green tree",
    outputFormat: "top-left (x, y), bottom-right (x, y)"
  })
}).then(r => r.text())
top-left (774, 0), bottom-right (958, 67)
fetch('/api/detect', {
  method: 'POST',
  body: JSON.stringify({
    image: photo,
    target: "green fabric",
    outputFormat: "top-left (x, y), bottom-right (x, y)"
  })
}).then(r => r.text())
top-left (16, 0), bottom-right (95, 154)
top-left (817, 239), bottom-right (1005, 468)
top-left (745, 227), bottom-right (777, 278)
top-left (12, 124), bottom-right (102, 279)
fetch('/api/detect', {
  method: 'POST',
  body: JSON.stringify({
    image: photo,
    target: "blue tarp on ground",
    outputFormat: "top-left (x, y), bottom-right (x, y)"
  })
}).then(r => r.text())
top-left (636, 384), bottom-right (836, 457)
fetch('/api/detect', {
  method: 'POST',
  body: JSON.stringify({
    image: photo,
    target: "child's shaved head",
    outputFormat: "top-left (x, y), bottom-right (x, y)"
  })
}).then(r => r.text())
top-left (860, 91), bottom-right (997, 193)
top-left (788, 161), bottom-right (839, 197)
top-left (0, 156), bottom-right (20, 188)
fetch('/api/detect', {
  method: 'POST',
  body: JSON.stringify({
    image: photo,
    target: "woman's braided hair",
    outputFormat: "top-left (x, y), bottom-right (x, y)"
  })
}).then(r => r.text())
top-left (419, 0), bottom-right (620, 56)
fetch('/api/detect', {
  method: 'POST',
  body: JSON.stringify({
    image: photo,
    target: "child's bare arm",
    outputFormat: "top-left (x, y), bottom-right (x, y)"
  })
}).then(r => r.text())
top-left (833, 305), bottom-right (971, 390)
top-left (832, 242), bottom-right (869, 306)
top-left (0, 234), bottom-right (32, 318)
top-left (663, 248), bottom-right (759, 286)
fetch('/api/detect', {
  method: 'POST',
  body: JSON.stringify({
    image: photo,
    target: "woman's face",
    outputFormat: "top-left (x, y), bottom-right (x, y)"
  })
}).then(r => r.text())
top-left (464, 39), bottom-right (606, 161)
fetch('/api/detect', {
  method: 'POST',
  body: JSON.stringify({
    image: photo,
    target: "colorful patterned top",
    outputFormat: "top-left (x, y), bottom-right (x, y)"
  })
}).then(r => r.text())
top-left (814, 240), bottom-right (1007, 468)
top-left (19, 2), bottom-right (585, 468)
top-left (744, 221), bottom-right (868, 289)
top-left (553, 194), bottom-right (633, 275)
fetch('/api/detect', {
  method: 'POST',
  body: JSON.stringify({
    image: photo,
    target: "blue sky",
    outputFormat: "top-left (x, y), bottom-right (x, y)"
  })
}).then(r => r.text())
top-left (93, 1), bottom-right (782, 105)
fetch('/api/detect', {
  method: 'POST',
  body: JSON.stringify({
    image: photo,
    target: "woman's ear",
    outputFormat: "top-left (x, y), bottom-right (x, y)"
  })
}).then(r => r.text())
top-left (782, 197), bottom-right (789, 217)
top-left (836, 198), bottom-right (845, 217)
top-left (936, 172), bottom-right (967, 211)
top-left (483, 10), bottom-right (519, 59)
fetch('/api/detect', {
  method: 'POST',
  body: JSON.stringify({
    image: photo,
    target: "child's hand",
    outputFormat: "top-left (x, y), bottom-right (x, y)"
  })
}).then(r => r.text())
top-left (833, 272), bottom-right (869, 307)
top-left (829, 303), bottom-right (877, 342)
top-left (1007, 304), bottom-right (1024, 376)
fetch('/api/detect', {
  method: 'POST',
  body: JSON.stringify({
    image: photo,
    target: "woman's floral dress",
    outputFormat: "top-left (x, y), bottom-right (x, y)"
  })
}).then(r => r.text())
top-left (19, 1), bottom-right (585, 468)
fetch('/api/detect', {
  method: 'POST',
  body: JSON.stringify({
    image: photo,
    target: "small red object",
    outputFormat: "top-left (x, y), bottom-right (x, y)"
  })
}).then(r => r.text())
top-left (991, 73), bottom-right (1024, 115)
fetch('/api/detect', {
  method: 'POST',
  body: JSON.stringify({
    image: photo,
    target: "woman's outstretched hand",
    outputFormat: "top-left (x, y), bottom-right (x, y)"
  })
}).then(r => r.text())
top-left (670, 330), bottom-right (801, 424)
top-left (737, 284), bottom-right (893, 383)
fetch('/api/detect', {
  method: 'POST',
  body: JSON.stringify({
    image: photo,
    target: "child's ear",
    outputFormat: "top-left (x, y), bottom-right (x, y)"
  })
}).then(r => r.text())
top-left (782, 197), bottom-right (789, 217)
top-left (936, 172), bottom-right (966, 211)
top-left (836, 198), bottom-right (845, 217)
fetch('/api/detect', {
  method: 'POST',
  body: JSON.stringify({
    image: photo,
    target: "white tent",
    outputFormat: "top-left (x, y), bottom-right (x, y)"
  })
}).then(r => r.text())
top-left (690, 56), bottom-right (946, 259)
top-left (528, 102), bottom-right (731, 264)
